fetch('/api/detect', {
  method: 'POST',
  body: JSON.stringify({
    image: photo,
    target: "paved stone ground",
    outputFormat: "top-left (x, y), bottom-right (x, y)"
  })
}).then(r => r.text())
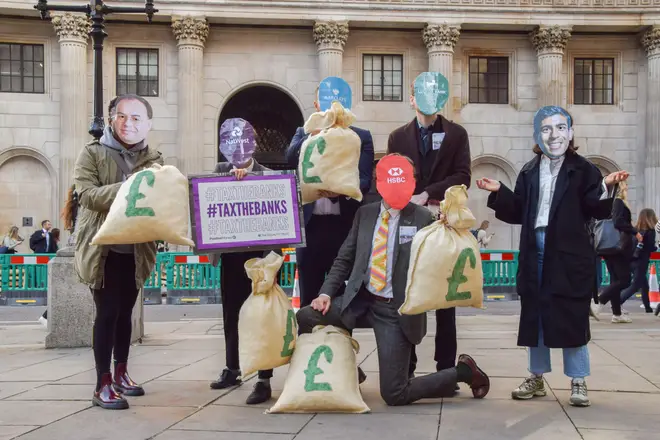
top-left (0, 304), bottom-right (659, 440)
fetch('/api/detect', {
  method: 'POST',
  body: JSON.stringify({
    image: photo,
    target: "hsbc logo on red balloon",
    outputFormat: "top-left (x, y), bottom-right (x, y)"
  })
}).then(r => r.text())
top-left (386, 167), bottom-right (406, 184)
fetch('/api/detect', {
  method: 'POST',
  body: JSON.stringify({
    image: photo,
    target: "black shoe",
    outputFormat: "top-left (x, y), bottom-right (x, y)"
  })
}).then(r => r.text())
top-left (210, 369), bottom-right (241, 390)
top-left (358, 367), bottom-right (367, 384)
top-left (246, 381), bottom-right (271, 405)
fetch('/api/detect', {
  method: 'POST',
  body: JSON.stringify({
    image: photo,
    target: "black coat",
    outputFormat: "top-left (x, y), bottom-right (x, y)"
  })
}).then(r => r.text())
top-left (487, 153), bottom-right (614, 348)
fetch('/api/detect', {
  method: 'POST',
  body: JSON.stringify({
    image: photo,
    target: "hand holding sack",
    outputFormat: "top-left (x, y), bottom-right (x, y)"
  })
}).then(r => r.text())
top-left (267, 325), bottom-right (370, 414)
top-left (91, 164), bottom-right (194, 247)
top-left (298, 101), bottom-right (362, 204)
top-left (399, 185), bottom-right (484, 315)
top-left (239, 252), bottom-right (297, 377)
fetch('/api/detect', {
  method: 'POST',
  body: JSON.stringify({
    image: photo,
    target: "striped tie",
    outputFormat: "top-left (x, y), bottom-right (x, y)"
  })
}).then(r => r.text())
top-left (369, 210), bottom-right (391, 292)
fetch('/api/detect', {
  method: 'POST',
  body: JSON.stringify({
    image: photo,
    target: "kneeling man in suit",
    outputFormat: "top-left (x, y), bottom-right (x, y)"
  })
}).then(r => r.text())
top-left (296, 154), bottom-right (490, 406)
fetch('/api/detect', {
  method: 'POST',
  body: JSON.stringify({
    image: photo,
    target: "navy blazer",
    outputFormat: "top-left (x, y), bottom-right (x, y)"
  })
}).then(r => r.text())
top-left (285, 125), bottom-right (375, 228)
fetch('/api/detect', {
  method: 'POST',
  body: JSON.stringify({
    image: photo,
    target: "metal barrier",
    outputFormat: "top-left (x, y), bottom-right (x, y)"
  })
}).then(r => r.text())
top-left (0, 254), bottom-right (56, 306)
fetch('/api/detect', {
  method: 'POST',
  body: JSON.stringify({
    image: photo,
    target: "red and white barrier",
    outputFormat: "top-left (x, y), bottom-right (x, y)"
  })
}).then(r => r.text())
top-left (9, 256), bottom-right (52, 265)
top-left (173, 255), bottom-right (210, 264)
top-left (480, 252), bottom-right (515, 261)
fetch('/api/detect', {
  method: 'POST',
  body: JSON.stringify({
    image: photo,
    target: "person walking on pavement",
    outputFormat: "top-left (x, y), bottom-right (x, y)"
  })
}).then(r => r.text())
top-left (478, 105), bottom-right (628, 407)
top-left (619, 208), bottom-right (657, 313)
top-left (74, 94), bottom-right (163, 410)
top-left (593, 181), bottom-right (636, 323)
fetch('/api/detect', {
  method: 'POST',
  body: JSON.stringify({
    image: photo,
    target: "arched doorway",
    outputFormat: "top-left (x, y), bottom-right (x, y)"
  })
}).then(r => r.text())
top-left (218, 85), bottom-right (304, 169)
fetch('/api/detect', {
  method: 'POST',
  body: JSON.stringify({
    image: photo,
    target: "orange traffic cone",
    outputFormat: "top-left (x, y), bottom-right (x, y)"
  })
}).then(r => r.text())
top-left (291, 269), bottom-right (300, 312)
top-left (649, 264), bottom-right (660, 309)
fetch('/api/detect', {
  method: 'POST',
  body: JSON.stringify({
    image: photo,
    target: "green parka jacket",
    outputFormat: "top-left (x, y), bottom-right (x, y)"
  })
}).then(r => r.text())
top-left (73, 139), bottom-right (164, 289)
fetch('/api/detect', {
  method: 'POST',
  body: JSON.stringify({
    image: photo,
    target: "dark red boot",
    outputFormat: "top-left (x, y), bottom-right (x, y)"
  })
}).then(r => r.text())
top-left (93, 373), bottom-right (129, 410)
top-left (113, 362), bottom-right (145, 397)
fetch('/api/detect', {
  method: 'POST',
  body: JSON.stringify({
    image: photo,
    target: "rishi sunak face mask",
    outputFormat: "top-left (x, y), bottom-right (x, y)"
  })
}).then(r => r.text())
top-left (533, 106), bottom-right (574, 159)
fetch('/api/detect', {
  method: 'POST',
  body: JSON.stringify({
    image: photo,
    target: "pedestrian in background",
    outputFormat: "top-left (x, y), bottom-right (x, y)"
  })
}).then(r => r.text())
top-left (620, 208), bottom-right (658, 313)
top-left (1, 226), bottom-right (23, 254)
top-left (593, 181), bottom-right (636, 323)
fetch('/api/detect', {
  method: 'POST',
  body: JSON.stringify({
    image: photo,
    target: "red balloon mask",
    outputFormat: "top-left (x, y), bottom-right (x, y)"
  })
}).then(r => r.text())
top-left (376, 155), bottom-right (416, 210)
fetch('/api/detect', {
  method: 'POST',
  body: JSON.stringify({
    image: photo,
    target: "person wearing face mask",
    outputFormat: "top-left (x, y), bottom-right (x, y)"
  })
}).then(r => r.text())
top-left (207, 118), bottom-right (277, 405)
top-left (74, 94), bottom-right (163, 410)
top-left (296, 153), bottom-right (491, 406)
top-left (386, 74), bottom-right (471, 391)
top-left (477, 106), bottom-right (629, 408)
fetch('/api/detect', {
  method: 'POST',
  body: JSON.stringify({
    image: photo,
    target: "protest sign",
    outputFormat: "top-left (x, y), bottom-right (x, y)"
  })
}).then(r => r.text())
top-left (318, 77), bottom-right (352, 111)
top-left (189, 170), bottom-right (306, 253)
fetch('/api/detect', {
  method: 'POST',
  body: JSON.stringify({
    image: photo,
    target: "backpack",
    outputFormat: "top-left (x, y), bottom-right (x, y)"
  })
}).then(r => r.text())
top-left (470, 229), bottom-right (480, 239)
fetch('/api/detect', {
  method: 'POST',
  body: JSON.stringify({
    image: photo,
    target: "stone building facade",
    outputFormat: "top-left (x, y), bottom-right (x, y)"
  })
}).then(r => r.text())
top-left (0, 1), bottom-right (658, 251)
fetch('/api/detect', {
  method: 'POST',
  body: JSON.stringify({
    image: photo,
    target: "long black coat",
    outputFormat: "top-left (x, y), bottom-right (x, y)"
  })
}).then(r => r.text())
top-left (487, 153), bottom-right (614, 348)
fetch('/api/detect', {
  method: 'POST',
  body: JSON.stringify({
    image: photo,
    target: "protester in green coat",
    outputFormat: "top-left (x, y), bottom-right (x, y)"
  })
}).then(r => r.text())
top-left (74, 94), bottom-right (163, 411)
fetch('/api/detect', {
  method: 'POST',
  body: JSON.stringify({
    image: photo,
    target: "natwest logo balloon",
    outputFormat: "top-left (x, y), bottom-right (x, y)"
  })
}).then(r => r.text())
top-left (376, 155), bottom-right (416, 210)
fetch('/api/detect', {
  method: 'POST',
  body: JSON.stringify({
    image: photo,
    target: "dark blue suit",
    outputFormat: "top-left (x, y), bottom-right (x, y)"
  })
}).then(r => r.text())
top-left (286, 125), bottom-right (374, 307)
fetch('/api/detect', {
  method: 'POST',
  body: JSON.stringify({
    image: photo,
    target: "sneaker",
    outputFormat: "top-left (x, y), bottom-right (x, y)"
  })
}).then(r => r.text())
top-left (621, 308), bottom-right (630, 315)
top-left (569, 379), bottom-right (590, 407)
top-left (38, 316), bottom-right (47, 327)
top-left (210, 368), bottom-right (241, 390)
top-left (611, 314), bottom-right (632, 324)
top-left (246, 381), bottom-right (272, 405)
top-left (589, 303), bottom-right (601, 321)
top-left (511, 376), bottom-right (546, 400)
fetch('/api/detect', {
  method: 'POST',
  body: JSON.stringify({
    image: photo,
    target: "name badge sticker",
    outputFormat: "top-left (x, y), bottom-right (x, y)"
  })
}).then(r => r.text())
top-left (399, 226), bottom-right (418, 244)
top-left (432, 133), bottom-right (445, 151)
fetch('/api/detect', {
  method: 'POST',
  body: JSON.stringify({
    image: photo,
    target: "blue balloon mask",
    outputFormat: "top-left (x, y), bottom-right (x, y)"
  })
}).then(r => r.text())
top-left (413, 72), bottom-right (449, 116)
top-left (318, 77), bottom-right (352, 111)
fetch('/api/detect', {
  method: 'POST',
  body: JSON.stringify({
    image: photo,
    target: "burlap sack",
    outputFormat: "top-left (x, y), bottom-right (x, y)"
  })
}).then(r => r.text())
top-left (91, 164), bottom-right (194, 247)
top-left (298, 101), bottom-right (362, 204)
top-left (267, 325), bottom-right (370, 414)
top-left (399, 185), bottom-right (484, 314)
top-left (239, 252), bottom-right (297, 377)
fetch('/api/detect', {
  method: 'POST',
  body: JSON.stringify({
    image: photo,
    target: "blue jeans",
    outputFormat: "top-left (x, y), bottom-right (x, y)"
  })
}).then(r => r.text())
top-left (528, 228), bottom-right (590, 379)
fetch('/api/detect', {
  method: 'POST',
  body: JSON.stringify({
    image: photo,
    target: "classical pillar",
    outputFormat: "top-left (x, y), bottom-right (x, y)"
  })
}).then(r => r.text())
top-left (642, 26), bottom-right (660, 211)
top-left (422, 23), bottom-right (460, 117)
top-left (530, 25), bottom-right (572, 107)
top-left (313, 21), bottom-right (349, 79)
top-left (51, 12), bottom-right (90, 213)
top-left (172, 15), bottom-right (209, 175)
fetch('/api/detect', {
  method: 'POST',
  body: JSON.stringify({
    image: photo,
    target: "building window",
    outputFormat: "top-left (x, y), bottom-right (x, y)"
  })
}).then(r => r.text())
top-left (362, 54), bottom-right (403, 102)
top-left (116, 48), bottom-right (159, 97)
top-left (0, 43), bottom-right (45, 93)
top-left (574, 58), bottom-right (614, 105)
top-left (468, 56), bottom-right (508, 104)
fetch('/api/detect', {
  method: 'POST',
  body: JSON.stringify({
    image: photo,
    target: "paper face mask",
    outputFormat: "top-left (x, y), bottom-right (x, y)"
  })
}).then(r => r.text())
top-left (413, 72), bottom-right (449, 116)
top-left (110, 96), bottom-right (153, 146)
top-left (533, 106), bottom-right (574, 159)
top-left (318, 77), bottom-right (352, 111)
top-left (376, 155), bottom-right (416, 210)
top-left (219, 118), bottom-right (257, 166)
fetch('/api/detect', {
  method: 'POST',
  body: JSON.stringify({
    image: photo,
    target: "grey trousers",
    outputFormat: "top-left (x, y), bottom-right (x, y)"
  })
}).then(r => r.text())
top-left (296, 294), bottom-right (458, 406)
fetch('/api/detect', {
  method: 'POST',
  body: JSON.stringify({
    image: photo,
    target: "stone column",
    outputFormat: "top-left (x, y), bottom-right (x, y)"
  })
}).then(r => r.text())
top-left (172, 15), bottom-right (209, 175)
top-left (530, 25), bottom-right (572, 107)
top-left (422, 23), bottom-right (460, 117)
top-left (51, 13), bottom-right (90, 214)
top-left (642, 26), bottom-right (660, 211)
top-left (313, 21), bottom-right (349, 79)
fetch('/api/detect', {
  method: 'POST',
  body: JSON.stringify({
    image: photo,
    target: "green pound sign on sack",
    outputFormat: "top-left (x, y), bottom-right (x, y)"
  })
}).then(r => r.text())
top-left (301, 137), bottom-right (326, 184)
top-left (125, 170), bottom-right (156, 217)
top-left (280, 309), bottom-right (297, 358)
top-left (304, 345), bottom-right (333, 392)
top-left (445, 248), bottom-right (477, 302)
